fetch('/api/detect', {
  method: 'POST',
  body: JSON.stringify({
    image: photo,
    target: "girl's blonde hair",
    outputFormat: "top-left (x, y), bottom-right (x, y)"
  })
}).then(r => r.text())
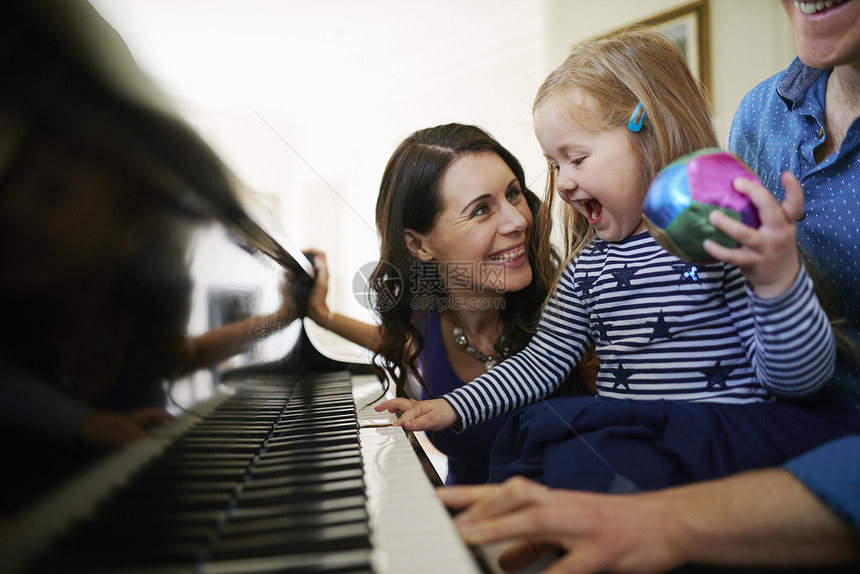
top-left (533, 26), bottom-right (719, 277)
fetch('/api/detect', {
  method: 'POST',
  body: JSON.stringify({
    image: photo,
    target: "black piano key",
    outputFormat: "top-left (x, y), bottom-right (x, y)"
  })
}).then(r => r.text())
top-left (236, 478), bottom-right (366, 507)
top-left (223, 506), bottom-right (369, 536)
top-left (243, 468), bottom-right (365, 491)
top-left (255, 443), bottom-right (361, 464)
top-left (137, 466), bottom-right (250, 481)
top-left (154, 441), bottom-right (256, 456)
top-left (203, 549), bottom-right (373, 574)
top-left (263, 435), bottom-right (359, 454)
top-left (271, 420), bottom-right (358, 436)
top-left (210, 522), bottom-right (371, 560)
top-left (31, 374), bottom-right (373, 574)
top-left (229, 495), bottom-right (368, 521)
top-left (251, 454), bottom-right (362, 477)
top-left (254, 446), bottom-right (360, 464)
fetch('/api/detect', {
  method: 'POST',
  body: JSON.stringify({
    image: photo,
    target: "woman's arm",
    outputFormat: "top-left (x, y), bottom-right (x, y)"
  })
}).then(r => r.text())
top-left (304, 251), bottom-right (381, 352)
top-left (178, 252), bottom-right (383, 375)
top-left (175, 271), bottom-right (296, 376)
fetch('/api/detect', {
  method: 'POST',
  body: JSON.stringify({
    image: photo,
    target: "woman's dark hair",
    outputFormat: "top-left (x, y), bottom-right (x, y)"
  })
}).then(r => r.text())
top-left (370, 123), bottom-right (558, 397)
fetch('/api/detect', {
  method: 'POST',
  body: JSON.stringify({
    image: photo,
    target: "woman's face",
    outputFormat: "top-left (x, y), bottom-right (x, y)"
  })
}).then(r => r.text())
top-left (408, 151), bottom-right (533, 295)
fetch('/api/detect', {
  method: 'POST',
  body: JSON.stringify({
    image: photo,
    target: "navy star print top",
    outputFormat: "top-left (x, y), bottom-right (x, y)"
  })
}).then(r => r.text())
top-left (444, 231), bottom-right (835, 430)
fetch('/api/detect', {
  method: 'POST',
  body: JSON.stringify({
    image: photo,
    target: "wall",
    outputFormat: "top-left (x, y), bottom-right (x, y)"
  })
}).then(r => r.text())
top-left (543, 0), bottom-right (796, 144)
top-left (90, 1), bottom-right (801, 361)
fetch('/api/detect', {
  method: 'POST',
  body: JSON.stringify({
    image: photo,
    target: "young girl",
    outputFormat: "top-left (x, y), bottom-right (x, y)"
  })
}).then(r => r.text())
top-left (378, 28), bottom-right (860, 492)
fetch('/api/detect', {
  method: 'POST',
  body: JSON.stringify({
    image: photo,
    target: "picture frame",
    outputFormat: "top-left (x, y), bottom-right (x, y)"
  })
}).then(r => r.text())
top-left (638, 0), bottom-right (711, 98)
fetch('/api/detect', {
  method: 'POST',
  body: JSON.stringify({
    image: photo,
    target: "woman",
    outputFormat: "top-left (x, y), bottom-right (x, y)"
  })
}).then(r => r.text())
top-left (307, 123), bottom-right (591, 485)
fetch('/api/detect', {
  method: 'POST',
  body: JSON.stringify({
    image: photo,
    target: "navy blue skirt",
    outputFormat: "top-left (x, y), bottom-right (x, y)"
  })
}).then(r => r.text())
top-left (488, 394), bottom-right (860, 493)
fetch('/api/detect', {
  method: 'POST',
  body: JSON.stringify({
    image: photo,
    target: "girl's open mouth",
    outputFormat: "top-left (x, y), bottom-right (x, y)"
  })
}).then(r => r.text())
top-left (584, 199), bottom-right (603, 223)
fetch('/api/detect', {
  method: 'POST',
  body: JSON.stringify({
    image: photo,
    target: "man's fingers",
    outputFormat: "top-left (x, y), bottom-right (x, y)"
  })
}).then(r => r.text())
top-left (454, 477), bottom-right (551, 526)
top-left (498, 539), bottom-right (558, 573)
top-left (437, 484), bottom-right (502, 510)
top-left (543, 547), bottom-right (607, 574)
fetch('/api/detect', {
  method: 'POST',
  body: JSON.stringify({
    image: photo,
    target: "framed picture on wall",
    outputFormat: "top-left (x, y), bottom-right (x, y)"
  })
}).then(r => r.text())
top-left (638, 0), bottom-right (710, 97)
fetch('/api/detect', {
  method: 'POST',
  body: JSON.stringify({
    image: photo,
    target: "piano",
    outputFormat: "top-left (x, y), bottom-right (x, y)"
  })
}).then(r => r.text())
top-left (0, 1), bottom-right (492, 573)
top-left (0, 368), bottom-right (489, 574)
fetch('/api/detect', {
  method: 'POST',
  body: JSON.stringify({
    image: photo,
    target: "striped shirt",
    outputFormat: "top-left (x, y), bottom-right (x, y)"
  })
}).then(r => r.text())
top-left (444, 232), bottom-right (835, 430)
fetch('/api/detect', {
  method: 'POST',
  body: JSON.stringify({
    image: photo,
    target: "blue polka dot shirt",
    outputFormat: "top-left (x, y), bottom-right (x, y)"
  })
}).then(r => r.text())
top-left (731, 58), bottom-right (860, 540)
top-left (730, 57), bottom-right (860, 409)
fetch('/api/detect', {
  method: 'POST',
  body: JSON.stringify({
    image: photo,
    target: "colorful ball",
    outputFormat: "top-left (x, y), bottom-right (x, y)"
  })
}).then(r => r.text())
top-left (643, 148), bottom-right (761, 263)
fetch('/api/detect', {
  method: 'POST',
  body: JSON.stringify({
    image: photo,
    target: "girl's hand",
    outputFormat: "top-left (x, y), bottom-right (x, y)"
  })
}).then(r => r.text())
top-left (703, 172), bottom-right (803, 299)
top-left (374, 397), bottom-right (459, 431)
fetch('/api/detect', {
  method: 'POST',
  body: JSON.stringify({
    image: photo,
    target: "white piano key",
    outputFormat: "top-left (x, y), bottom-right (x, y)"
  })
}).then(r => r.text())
top-left (351, 375), bottom-right (484, 574)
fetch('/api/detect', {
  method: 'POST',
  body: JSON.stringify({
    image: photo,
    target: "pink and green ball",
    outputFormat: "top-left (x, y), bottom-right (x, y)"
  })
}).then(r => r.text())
top-left (643, 148), bottom-right (760, 263)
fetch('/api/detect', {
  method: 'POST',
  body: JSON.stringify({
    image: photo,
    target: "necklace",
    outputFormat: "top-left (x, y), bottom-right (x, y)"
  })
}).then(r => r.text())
top-left (453, 326), bottom-right (512, 371)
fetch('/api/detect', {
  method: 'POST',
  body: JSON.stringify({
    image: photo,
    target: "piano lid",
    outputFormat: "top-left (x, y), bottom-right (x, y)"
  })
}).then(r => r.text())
top-left (0, 0), bottom-right (313, 280)
top-left (0, 0), bottom-right (358, 518)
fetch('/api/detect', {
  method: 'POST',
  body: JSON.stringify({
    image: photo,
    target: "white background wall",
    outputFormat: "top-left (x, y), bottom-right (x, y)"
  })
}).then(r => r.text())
top-left (88, 1), bottom-right (799, 356)
top-left (543, 0), bottom-right (796, 143)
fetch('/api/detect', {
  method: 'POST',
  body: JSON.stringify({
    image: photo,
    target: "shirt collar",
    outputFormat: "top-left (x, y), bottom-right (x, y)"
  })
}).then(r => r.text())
top-left (777, 57), bottom-right (828, 111)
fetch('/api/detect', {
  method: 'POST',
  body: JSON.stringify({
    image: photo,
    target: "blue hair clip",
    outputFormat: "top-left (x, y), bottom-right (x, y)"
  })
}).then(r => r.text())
top-left (628, 102), bottom-right (646, 133)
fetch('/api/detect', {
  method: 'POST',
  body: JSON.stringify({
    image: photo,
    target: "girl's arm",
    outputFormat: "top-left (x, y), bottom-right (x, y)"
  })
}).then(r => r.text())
top-left (708, 174), bottom-right (835, 397)
top-left (380, 265), bottom-right (591, 432)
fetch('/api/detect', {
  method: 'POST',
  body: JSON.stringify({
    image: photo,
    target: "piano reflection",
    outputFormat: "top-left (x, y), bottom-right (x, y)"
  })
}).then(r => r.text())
top-left (0, 1), bottom-right (485, 573)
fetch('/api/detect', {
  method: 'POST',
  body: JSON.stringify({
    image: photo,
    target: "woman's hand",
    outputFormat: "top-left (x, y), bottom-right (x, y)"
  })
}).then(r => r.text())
top-left (438, 476), bottom-right (685, 574)
top-left (374, 397), bottom-right (459, 431)
top-left (272, 269), bottom-right (299, 328)
top-left (704, 172), bottom-right (803, 299)
top-left (305, 250), bottom-right (331, 326)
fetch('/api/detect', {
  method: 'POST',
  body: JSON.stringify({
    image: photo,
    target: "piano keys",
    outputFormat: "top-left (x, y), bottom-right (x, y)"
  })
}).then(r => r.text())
top-left (0, 371), bottom-right (487, 574)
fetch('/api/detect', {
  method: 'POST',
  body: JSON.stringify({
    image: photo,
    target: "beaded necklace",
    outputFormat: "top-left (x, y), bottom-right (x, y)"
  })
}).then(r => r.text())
top-left (452, 325), bottom-right (512, 371)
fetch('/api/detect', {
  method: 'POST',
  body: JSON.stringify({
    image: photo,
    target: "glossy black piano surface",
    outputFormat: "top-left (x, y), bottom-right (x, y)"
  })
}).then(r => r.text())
top-left (0, 1), bottom-right (399, 573)
top-left (27, 373), bottom-right (375, 574)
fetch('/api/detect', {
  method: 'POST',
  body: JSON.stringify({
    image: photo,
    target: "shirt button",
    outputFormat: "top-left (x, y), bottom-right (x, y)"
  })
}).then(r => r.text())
top-left (818, 127), bottom-right (824, 138)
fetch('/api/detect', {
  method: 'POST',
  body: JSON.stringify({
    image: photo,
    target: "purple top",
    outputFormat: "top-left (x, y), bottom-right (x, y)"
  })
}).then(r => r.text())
top-left (416, 309), bottom-right (590, 484)
top-left (416, 310), bottom-right (515, 485)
